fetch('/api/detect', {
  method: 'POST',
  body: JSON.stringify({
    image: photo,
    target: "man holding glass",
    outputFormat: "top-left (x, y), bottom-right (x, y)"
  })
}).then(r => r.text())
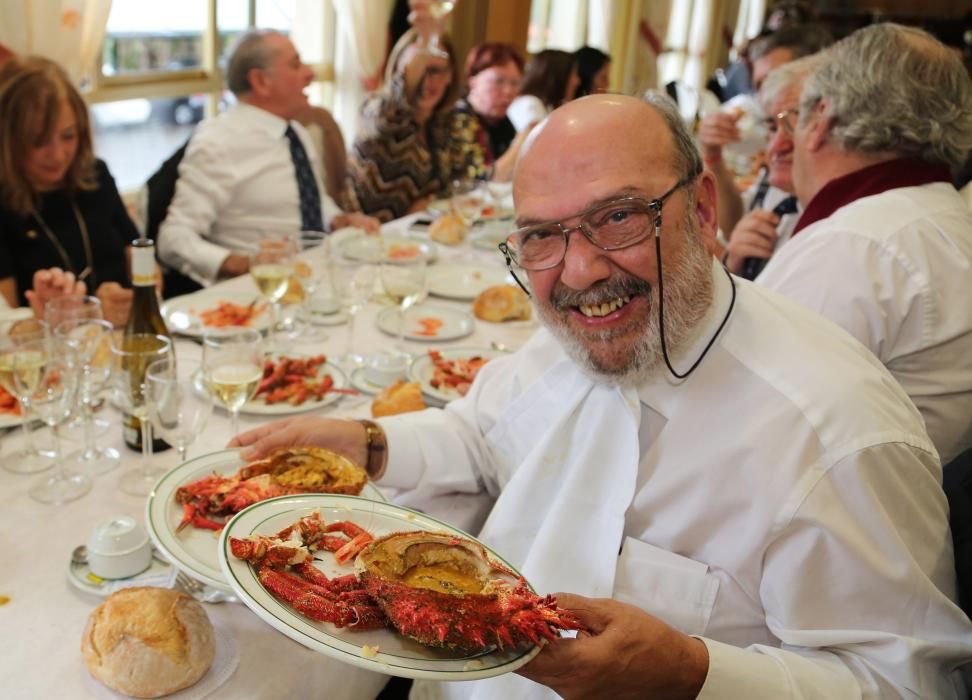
top-left (232, 94), bottom-right (971, 698)
top-left (157, 30), bottom-right (379, 286)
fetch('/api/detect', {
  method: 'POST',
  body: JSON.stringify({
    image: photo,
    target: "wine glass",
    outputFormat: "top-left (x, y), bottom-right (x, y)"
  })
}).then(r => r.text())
top-left (380, 251), bottom-right (428, 351)
top-left (44, 295), bottom-right (102, 328)
top-left (0, 319), bottom-right (52, 474)
top-left (452, 179), bottom-right (485, 227)
top-left (109, 331), bottom-right (174, 496)
top-left (55, 319), bottom-right (120, 475)
top-left (146, 357), bottom-right (212, 464)
top-left (249, 234), bottom-right (297, 351)
top-left (331, 258), bottom-right (377, 370)
top-left (284, 230), bottom-right (332, 342)
top-left (28, 353), bottom-right (86, 504)
top-left (426, 0), bottom-right (456, 57)
top-left (202, 328), bottom-right (264, 438)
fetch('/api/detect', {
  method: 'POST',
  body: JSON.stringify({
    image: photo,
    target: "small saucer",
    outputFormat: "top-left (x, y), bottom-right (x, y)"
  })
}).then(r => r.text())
top-left (349, 367), bottom-right (387, 395)
top-left (68, 548), bottom-right (176, 597)
top-left (299, 307), bottom-right (348, 327)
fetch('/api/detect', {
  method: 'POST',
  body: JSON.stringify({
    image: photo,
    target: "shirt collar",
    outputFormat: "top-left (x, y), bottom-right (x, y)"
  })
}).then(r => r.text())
top-left (636, 258), bottom-right (735, 417)
top-left (793, 157), bottom-right (952, 236)
top-left (232, 102), bottom-right (293, 138)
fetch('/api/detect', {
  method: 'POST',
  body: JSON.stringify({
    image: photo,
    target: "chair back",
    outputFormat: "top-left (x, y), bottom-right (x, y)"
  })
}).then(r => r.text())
top-left (146, 139), bottom-right (202, 298)
top-left (944, 445), bottom-right (972, 616)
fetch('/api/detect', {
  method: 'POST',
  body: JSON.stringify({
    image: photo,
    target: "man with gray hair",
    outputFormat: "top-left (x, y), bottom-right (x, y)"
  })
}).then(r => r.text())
top-left (758, 22), bottom-right (972, 465)
top-left (158, 30), bottom-right (378, 284)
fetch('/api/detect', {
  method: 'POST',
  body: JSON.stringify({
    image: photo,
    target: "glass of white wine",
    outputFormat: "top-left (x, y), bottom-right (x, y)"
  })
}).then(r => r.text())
top-left (203, 328), bottom-right (264, 438)
top-left (425, 0), bottom-right (456, 57)
top-left (380, 251), bottom-right (428, 350)
top-left (0, 319), bottom-right (52, 475)
top-left (28, 353), bottom-right (86, 504)
top-left (109, 331), bottom-right (174, 496)
top-left (249, 234), bottom-right (297, 352)
top-left (146, 357), bottom-right (212, 464)
top-left (55, 318), bottom-right (120, 475)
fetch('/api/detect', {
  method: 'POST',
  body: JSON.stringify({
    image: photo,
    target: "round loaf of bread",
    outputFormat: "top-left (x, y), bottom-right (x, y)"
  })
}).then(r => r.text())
top-left (429, 213), bottom-right (468, 245)
top-left (473, 284), bottom-right (532, 322)
top-left (81, 587), bottom-right (215, 698)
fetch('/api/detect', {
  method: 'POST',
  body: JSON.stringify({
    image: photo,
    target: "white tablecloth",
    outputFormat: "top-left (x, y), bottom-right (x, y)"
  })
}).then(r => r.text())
top-left (0, 215), bottom-right (534, 699)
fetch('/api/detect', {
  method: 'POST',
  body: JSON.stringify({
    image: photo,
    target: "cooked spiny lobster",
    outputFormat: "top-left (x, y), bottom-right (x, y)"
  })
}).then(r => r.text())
top-left (230, 514), bottom-right (584, 651)
top-left (175, 447), bottom-right (367, 532)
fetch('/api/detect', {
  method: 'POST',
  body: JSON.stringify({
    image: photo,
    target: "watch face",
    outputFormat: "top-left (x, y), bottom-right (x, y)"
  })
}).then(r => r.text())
top-left (360, 421), bottom-right (387, 479)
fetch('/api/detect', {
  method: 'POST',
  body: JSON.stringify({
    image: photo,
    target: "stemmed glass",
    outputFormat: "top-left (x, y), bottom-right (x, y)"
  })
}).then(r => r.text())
top-left (249, 234), bottom-right (297, 351)
top-left (0, 319), bottom-right (52, 474)
top-left (380, 252), bottom-right (428, 351)
top-left (28, 353), bottom-right (86, 504)
top-left (110, 331), bottom-right (174, 496)
top-left (425, 0), bottom-right (456, 57)
top-left (452, 179), bottom-right (485, 228)
top-left (331, 258), bottom-right (377, 370)
top-left (55, 319), bottom-right (120, 475)
top-left (284, 230), bottom-right (332, 342)
top-left (146, 357), bottom-right (212, 464)
top-left (202, 328), bottom-right (264, 438)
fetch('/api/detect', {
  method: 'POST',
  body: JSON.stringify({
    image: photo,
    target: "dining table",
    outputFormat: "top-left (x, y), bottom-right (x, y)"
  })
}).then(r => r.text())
top-left (0, 210), bottom-right (540, 699)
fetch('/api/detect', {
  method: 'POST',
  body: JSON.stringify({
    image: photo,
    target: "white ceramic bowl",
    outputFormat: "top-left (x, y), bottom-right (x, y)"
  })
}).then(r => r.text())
top-left (87, 515), bottom-right (153, 580)
top-left (364, 350), bottom-right (410, 387)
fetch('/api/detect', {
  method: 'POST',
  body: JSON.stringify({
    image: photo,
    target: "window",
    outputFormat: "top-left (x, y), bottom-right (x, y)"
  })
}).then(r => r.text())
top-left (88, 0), bottom-right (333, 195)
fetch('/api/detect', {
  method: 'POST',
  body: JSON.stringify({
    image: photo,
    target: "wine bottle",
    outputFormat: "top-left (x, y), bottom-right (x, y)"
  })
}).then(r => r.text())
top-left (122, 238), bottom-right (172, 452)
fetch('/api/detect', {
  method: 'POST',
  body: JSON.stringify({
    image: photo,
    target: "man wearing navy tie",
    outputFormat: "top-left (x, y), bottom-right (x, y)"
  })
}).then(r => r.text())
top-left (158, 30), bottom-right (379, 285)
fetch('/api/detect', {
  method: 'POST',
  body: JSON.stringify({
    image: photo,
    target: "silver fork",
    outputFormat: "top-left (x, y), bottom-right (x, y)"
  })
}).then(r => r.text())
top-left (175, 571), bottom-right (237, 604)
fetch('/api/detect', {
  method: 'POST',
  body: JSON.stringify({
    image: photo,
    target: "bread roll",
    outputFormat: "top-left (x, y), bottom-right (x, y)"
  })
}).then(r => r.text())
top-left (473, 284), bottom-right (532, 322)
top-left (82, 587), bottom-right (215, 698)
top-left (429, 213), bottom-right (468, 245)
top-left (372, 380), bottom-right (426, 418)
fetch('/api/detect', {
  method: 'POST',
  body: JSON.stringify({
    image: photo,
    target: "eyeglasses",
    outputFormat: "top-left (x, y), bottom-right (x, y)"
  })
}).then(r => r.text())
top-left (763, 108), bottom-right (799, 136)
top-left (499, 172), bottom-right (699, 273)
top-left (483, 76), bottom-right (522, 90)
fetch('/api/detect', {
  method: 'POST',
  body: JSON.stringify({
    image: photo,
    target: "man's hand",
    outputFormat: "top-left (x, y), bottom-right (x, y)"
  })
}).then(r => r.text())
top-left (332, 212), bottom-right (381, 235)
top-left (25, 267), bottom-right (87, 319)
top-left (229, 415), bottom-right (369, 470)
top-left (697, 111), bottom-right (741, 165)
top-left (218, 253), bottom-right (250, 279)
top-left (95, 282), bottom-right (134, 326)
top-left (517, 594), bottom-right (709, 700)
top-left (724, 209), bottom-right (780, 274)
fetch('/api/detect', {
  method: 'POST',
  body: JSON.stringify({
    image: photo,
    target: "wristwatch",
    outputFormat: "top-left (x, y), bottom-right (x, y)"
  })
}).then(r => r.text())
top-left (358, 419), bottom-right (388, 480)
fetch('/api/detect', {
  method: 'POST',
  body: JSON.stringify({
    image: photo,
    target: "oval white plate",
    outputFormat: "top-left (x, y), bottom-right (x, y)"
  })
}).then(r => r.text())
top-left (427, 265), bottom-right (513, 301)
top-left (408, 347), bottom-right (503, 404)
top-left (375, 305), bottom-right (474, 342)
top-left (427, 199), bottom-right (512, 221)
top-left (218, 493), bottom-right (544, 681)
top-left (162, 290), bottom-right (272, 338)
top-left (349, 367), bottom-right (387, 396)
top-left (0, 410), bottom-right (24, 429)
top-left (339, 235), bottom-right (438, 264)
top-left (146, 449), bottom-right (385, 592)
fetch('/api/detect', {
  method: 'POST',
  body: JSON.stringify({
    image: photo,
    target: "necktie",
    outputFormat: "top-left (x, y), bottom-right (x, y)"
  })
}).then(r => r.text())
top-left (284, 125), bottom-right (325, 232)
top-left (741, 195), bottom-right (798, 281)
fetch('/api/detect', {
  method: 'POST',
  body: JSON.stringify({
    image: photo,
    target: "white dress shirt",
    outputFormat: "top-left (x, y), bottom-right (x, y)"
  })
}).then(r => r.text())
top-left (157, 102), bottom-right (343, 284)
top-left (379, 261), bottom-right (971, 699)
top-left (507, 95), bottom-right (549, 133)
top-left (758, 182), bottom-right (972, 465)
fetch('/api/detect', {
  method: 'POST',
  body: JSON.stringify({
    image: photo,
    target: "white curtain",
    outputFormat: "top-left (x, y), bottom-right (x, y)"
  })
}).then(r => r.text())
top-left (0, 0), bottom-right (113, 84)
top-left (330, 0), bottom-right (394, 146)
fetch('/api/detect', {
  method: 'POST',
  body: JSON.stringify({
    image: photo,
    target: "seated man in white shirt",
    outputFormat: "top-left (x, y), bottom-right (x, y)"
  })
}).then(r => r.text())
top-left (231, 94), bottom-right (971, 698)
top-left (157, 30), bottom-right (379, 285)
top-left (757, 23), bottom-right (972, 465)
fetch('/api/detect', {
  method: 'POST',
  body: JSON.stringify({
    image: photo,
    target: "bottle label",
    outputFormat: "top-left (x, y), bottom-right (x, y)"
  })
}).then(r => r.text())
top-left (132, 245), bottom-right (155, 287)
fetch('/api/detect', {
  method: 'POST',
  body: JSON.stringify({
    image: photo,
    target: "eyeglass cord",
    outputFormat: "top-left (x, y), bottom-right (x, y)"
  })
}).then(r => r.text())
top-left (655, 220), bottom-right (736, 379)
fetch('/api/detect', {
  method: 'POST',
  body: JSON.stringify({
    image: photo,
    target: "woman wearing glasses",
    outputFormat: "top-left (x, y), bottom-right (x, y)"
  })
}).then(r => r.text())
top-left (345, 27), bottom-right (460, 222)
top-left (0, 56), bottom-right (135, 324)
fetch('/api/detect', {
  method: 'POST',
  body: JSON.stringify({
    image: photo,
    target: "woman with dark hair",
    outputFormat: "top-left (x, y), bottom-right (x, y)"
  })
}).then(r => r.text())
top-left (507, 49), bottom-right (580, 132)
top-left (574, 46), bottom-right (611, 97)
top-left (346, 28), bottom-right (460, 222)
top-left (0, 56), bottom-right (136, 324)
top-left (451, 41), bottom-right (526, 181)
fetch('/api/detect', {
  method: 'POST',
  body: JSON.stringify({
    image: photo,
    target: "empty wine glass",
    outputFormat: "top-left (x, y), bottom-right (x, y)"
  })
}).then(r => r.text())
top-left (55, 319), bottom-right (119, 475)
top-left (28, 354), bottom-right (86, 504)
top-left (202, 328), bottom-right (264, 438)
top-left (380, 252), bottom-right (428, 350)
top-left (0, 319), bottom-right (52, 474)
top-left (110, 331), bottom-right (174, 496)
top-left (249, 234), bottom-right (297, 351)
top-left (425, 0), bottom-right (456, 57)
top-left (284, 230), bottom-right (332, 342)
top-left (331, 259), bottom-right (377, 369)
top-left (44, 294), bottom-right (102, 328)
top-left (146, 357), bottom-right (212, 464)
top-left (452, 179), bottom-right (485, 227)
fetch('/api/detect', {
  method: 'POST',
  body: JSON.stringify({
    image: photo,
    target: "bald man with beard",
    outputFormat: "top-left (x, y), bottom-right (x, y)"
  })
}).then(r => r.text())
top-left (231, 95), bottom-right (971, 699)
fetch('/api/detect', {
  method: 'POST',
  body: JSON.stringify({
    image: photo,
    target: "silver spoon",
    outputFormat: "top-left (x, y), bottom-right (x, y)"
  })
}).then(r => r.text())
top-left (71, 544), bottom-right (88, 566)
